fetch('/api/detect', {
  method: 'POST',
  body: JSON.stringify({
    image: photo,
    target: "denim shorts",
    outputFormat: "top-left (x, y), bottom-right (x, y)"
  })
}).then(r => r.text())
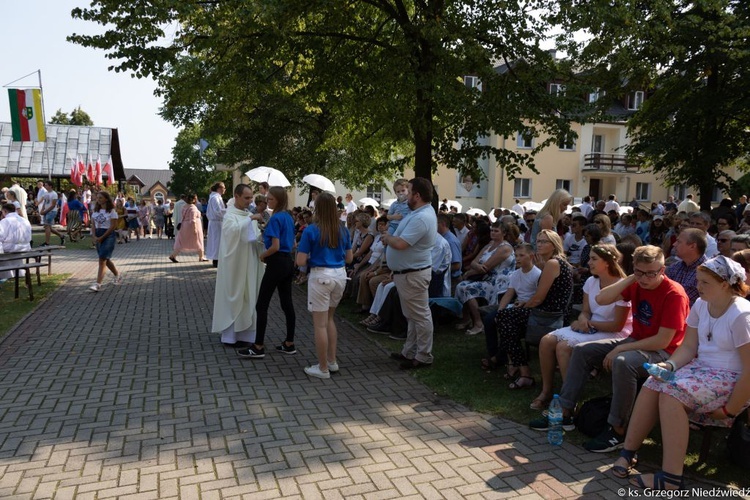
top-left (95, 228), bottom-right (116, 260)
top-left (43, 211), bottom-right (57, 226)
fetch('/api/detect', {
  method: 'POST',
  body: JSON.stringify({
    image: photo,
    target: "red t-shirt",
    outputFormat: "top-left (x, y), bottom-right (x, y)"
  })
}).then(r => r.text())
top-left (620, 276), bottom-right (689, 354)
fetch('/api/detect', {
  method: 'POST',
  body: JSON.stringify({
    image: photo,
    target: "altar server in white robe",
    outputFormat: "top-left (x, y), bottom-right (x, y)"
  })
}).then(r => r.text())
top-left (0, 204), bottom-right (32, 280)
top-left (211, 184), bottom-right (265, 347)
top-left (206, 182), bottom-right (227, 268)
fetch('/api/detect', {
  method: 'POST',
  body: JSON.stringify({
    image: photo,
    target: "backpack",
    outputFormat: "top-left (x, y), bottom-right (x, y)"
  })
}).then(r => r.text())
top-left (575, 395), bottom-right (612, 437)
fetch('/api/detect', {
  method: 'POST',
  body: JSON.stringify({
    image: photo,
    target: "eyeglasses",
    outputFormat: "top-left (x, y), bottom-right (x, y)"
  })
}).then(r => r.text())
top-left (633, 268), bottom-right (662, 278)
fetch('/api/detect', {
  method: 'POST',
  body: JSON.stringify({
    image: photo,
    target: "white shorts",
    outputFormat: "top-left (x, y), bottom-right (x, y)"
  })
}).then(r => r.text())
top-left (307, 267), bottom-right (347, 312)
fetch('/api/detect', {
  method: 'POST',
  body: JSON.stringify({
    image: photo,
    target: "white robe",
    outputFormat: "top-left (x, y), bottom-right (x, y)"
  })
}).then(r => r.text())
top-left (205, 192), bottom-right (226, 261)
top-left (0, 213), bottom-right (32, 280)
top-left (211, 206), bottom-right (265, 343)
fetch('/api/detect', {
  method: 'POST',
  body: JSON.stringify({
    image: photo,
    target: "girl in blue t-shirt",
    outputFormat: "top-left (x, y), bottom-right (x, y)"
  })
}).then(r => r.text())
top-left (237, 186), bottom-right (297, 359)
top-left (296, 193), bottom-right (353, 379)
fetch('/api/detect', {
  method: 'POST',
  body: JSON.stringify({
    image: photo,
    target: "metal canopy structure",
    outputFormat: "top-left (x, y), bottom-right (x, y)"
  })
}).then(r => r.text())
top-left (0, 122), bottom-right (126, 180)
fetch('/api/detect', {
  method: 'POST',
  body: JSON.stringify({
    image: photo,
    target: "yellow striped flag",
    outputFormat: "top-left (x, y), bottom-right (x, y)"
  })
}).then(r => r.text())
top-left (8, 88), bottom-right (46, 142)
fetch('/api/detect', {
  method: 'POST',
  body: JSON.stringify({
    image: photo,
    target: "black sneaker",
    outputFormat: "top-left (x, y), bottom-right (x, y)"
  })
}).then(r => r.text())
top-left (584, 427), bottom-right (625, 453)
top-left (389, 331), bottom-right (407, 340)
top-left (529, 416), bottom-right (575, 431)
top-left (275, 343), bottom-right (297, 355)
top-left (60, 236), bottom-right (65, 245)
top-left (237, 346), bottom-right (265, 359)
top-left (367, 322), bottom-right (391, 335)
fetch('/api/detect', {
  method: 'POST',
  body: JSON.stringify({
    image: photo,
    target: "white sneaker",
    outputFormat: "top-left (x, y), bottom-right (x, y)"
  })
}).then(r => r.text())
top-left (113, 273), bottom-right (124, 285)
top-left (89, 283), bottom-right (100, 292)
top-left (304, 364), bottom-right (330, 379)
top-left (328, 361), bottom-right (339, 373)
top-left (465, 324), bottom-right (484, 336)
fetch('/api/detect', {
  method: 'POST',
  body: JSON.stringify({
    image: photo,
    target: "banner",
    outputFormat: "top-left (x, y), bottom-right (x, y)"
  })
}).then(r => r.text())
top-left (8, 89), bottom-right (45, 142)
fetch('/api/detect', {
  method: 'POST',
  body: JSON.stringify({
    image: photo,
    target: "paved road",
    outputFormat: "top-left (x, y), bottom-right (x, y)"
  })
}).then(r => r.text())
top-left (0, 239), bottom-right (737, 499)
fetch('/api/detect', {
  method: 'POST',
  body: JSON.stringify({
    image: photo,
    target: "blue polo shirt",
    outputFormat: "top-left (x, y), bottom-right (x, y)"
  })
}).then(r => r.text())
top-left (263, 211), bottom-right (295, 253)
top-left (387, 200), bottom-right (411, 235)
top-left (385, 204), bottom-right (437, 271)
top-left (298, 224), bottom-right (352, 268)
top-left (441, 230), bottom-right (463, 278)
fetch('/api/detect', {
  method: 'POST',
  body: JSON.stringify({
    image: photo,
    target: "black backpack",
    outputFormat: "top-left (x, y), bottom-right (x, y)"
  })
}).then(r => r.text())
top-left (575, 395), bottom-right (612, 437)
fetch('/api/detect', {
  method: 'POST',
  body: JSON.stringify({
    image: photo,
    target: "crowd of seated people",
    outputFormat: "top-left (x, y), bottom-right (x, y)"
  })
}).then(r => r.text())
top-left (305, 189), bottom-right (750, 493)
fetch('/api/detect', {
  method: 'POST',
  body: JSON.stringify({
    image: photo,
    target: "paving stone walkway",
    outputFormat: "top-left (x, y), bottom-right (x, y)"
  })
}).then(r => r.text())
top-left (0, 238), bottom-right (741, 499)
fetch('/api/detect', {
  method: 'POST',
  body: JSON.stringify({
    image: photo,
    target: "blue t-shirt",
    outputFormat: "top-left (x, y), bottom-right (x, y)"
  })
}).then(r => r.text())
top-left (388, 200), bottom-right (411, 235)
top-left (263, 211), bottom-right (295, 253)
top-left (298, 224), bottom-right (352, 268)
top-left (67, 199), bottom-right (86, 218)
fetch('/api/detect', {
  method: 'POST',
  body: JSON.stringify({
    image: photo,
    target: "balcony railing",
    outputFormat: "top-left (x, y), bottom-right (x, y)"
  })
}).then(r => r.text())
top-left (582, 153), bottom-right (641, 172)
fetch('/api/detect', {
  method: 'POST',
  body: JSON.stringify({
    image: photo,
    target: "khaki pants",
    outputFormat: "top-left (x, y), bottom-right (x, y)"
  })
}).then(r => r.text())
top-left (393, 268), bottom-right (433, 364)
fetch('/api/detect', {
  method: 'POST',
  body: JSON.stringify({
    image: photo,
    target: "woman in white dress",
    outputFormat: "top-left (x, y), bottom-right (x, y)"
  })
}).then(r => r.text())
top-left (530, 244), bottom-right (632, 410)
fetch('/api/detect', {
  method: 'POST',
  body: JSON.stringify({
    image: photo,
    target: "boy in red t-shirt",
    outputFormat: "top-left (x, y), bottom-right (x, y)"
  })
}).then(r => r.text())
top-left (529, 245), bottom-right (690, 453)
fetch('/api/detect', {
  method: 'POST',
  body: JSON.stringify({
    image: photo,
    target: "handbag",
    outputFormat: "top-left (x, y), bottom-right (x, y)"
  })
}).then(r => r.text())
top-left (727, 410), bottom-right (750, 468)
top-left (176, 223), bottom-right (182, 230)
top-left (575, 395), bottom-right (612, 437)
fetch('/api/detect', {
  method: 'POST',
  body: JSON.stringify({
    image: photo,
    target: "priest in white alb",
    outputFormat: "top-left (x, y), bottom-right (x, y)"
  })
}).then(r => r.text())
top-left (211, 184), bottom-right (265, 347)
top-left (0, 203), bottom-right (32, 280)
top-left (205, 181), bottom-right (227, 268)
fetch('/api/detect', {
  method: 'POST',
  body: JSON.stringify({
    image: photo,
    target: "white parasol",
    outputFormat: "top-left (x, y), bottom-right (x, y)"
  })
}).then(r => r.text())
top-left (358, 197), bottom-right (380, 208)
top-left (466, 208), bottom-right (487, 216)
top-left (302, 174), bottom-right (336, 193)
top-left (244, 166), bottom-right (291, 187)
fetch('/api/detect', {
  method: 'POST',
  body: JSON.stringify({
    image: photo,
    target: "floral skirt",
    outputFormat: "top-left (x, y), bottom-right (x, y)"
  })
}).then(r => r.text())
top-left (644, 360), bottom-right (743, 428)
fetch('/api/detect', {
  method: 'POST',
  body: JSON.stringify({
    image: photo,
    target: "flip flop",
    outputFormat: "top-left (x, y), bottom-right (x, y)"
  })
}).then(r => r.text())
top-left (508, 376), bottom-right (535, 390)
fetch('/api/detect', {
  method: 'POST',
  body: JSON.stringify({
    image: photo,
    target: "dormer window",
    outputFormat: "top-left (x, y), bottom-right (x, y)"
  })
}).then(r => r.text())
top-left (628, 91), bottom-right (644, 110)
top-left (549, 83), bottom-right (565, 96)
top-left (588, 89), bottom-right (606, 103)
top-left (464, 75), bottom-right (482, 91)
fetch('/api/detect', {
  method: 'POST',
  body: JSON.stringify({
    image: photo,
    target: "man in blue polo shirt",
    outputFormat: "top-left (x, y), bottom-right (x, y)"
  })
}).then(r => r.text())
top-left (382, 178), bottom-right (438, 369)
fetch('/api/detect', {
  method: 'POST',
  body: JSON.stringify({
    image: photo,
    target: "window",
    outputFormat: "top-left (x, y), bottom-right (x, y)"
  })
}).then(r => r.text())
top-left (464, 75), bottom-right (482, 91)
top-left (517, 130), bottom-right (534, 149)
top-left (366, 184), bottom-right (382, 203)
top-left (588, 89), bottom-right (606, 103)
top-left (556, 179), bottom-right (571, 192)
top-left (549, 83), bottom-right (566, 96)
top-left (628, 91), bottom-right (644, 110)
top-left (592, 134), bottom-right (605, 154)
top-left (514, 178), bottom-right (532, 198)
top-left (558, 134), bottom-right (576, 151)
top-left (635, 182), bottom-right (651, 201)
top-left (712, 187), bottom-right (723, 203)
top-left (673, 184), bottom-right (688, 201)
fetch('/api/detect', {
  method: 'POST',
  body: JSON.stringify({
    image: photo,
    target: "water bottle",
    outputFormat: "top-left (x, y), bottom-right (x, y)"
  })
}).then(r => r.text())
top-left (643, 362), bottom-right (675, 382)
top-left (547, 394), bottom-right (564, 446)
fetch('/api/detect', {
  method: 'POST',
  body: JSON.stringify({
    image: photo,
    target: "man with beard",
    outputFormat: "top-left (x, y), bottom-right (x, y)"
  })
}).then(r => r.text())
top-left (212, 184), bottom-right (265, 348)
top-left (381, 178), bottom-right (437, 369)
top-left (386, 178), bottom-right (411, 235)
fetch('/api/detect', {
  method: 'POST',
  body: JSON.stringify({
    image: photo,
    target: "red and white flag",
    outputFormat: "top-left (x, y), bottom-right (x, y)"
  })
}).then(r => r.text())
top-left (70, 158), bottom-right (78, 186)
top-left (77, 156), bottom-right (86, 185)
top-left (95, 157), bottom-right (103, 187)
top-left (87, 156), bottom-right (94, 181)
top-left (103, 156), bottom-right (113, 186)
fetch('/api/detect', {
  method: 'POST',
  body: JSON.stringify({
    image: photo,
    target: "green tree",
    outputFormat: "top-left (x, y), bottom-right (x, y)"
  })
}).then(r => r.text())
top-left (168, 124), bottom-right (225, 198)
top-left (69, 0), bottom-right (593, 188)
top-left (48, 106), bottom-right (94, 126)
top-left (555, 0), bottom-right (750, 210)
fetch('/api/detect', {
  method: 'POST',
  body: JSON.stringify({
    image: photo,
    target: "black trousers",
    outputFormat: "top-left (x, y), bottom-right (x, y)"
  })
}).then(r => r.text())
top-left (255, 252), bottom-right (296, 345)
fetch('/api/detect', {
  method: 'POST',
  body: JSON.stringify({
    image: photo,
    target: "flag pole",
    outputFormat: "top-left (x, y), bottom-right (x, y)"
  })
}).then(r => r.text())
top-left (37, 70), bottom-right (52, 181)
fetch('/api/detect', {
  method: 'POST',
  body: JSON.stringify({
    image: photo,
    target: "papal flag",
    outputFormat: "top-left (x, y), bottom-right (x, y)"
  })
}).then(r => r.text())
top-left (8, 89), bottom-right (46, 142)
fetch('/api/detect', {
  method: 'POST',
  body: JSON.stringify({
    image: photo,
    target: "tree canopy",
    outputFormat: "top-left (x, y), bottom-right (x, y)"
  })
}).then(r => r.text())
top-left (49, 106), bottom-right (94, 126)
top-left (68, 0), bottom-right (596, 188)
top-left (168, 124), bottom-right (228, 198)
top-left (555, 0), bottom-right (750, 209)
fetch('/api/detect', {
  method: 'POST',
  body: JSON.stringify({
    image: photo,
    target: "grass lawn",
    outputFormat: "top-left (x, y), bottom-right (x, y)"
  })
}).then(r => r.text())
top-left (337, 299), bottom-right (749, 489)
top-left (0, 273), bottom-right (71, 338)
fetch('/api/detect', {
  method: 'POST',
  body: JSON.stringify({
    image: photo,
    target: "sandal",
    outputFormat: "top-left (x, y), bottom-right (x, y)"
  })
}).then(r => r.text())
top-left (630, 470), bottom-right (683, 491)
top-left (481, 357), bottom-right (498, 370)
top-left (530, 395), bottom-right (552, 411)
top-left (503, 367), bottom-right (520, 380)
top-left (611, 449), bottom-right (638, 479)
top-left (455, 320), bottom-right (472, 330)
top-left (508, 376), bottom-right (535, 390)
top-left (360, 314), bottom-right (379, 326)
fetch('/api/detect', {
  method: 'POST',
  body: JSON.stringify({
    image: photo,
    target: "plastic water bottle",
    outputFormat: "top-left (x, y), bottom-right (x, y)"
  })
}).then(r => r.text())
top-left (547, 394), bottom-right (564, 446)
top-left (643, 362), bottom-right (675, 382)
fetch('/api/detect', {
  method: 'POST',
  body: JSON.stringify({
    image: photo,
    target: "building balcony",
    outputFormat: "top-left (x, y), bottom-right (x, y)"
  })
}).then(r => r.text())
top-left (582, 153), bottom-right (641, 173)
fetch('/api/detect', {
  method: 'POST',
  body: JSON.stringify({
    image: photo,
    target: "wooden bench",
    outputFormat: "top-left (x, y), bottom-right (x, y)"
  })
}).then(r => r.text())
top-left (0, 245), bottom-right (64, 300)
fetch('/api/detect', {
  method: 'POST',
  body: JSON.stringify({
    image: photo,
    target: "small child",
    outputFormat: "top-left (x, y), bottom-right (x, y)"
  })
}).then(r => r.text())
top-left (386, 178), bottom-right (411, 235)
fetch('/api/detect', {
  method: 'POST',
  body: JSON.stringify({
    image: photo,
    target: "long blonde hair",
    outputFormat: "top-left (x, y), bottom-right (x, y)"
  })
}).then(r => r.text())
top-left (539, 189), bottom-right (572, 222)
top-left (313, 192), bottom-right (340, 248)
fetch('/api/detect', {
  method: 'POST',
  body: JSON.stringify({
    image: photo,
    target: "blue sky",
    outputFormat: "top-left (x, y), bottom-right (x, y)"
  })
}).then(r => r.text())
top-left (0, 0), bottom-right (177, 170)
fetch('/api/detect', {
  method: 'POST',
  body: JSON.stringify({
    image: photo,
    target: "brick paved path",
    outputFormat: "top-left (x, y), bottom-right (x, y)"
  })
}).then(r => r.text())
top-left (0, 239), bottom-right (738, 499)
